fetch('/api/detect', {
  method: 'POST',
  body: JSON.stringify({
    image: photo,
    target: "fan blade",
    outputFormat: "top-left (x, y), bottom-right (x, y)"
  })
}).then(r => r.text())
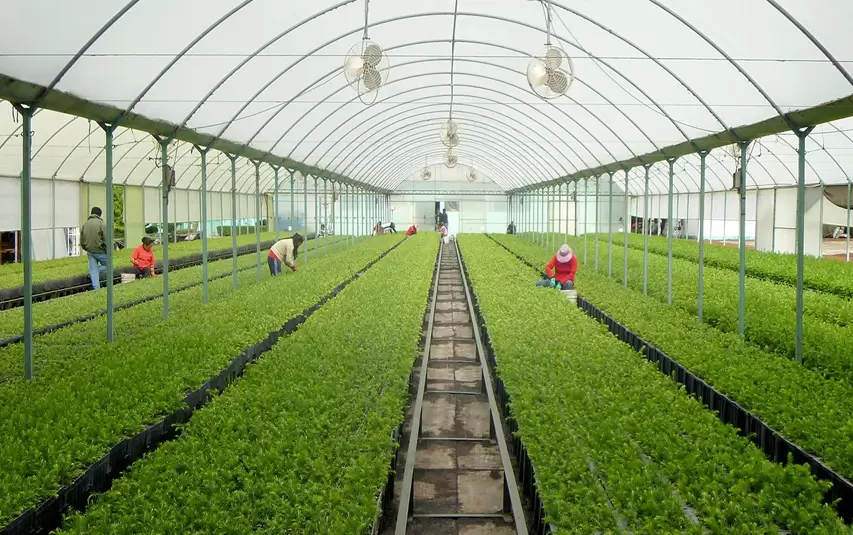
top-left (362, 65), bottom-right (382, 91)
top-left (445, 120), bottom-right (458, 136)
top-left (363, 43), bottom-right (383, 67)
top-left (545, 47), bottom-right (563, 70)
top-left (548, 70), bottom-right (568, 95)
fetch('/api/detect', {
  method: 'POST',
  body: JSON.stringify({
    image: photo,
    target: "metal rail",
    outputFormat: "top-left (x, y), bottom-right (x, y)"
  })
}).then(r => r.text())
top-left (393, 240), bottom-right (528, 534)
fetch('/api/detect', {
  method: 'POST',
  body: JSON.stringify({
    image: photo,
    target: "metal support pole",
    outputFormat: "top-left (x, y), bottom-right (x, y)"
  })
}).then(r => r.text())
top-left (229, 155), bottom-right (238, 290)
top-left (584, 178), bottom-right (589, 265)
top-left (624, 169), bottom-right (629, 287)
top-left (723, 189), bottom-right (728, 247)
top-left (102, 124), bottom-right (116, 342)
top-left (643, 165), bottom-right (650, 296)
top-left (273, 166), bottom-right (280, 241)
top-left (608, 173), bottom-right (614, 277)
top-left (323, 179), bottom-right (329, 256)
top-left (314, 177), bottom-right (319, 254)
top-left (303, 175), bottom-right (309, 263)
top-left (819, 183), bottom-right (825, 258)
top-left (161, 139), bottom-right (172, 318)
top-left (345, 185), bottom-right (350, 246)
top-left (573, 183), bottom-right (579, 254)
top-left (17, 106), bottom-right (35, 379)
top-left (794, 127), bottom-right (815, 363)
top-left (847, 181), bottom-right (851, 262)
top-left (772, 187), bottom-right (778, 253)
top-left (667, 158), bottom-right (676, 305)
top-left (198, 148), bottom-right (210, 304)
top-left (289, 170), bottom-right (295, 232)
top-left (594, 177), bottom-right (600, 272)
top-left (698, 152), bottom-right (707, 321)
top-left (254, 161), bottom-right (261, 282)
top-left (738, 142), bottom-right (749, 337)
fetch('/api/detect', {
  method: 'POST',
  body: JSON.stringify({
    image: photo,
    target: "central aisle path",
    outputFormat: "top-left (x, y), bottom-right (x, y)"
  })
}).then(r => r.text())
top-left (386, 241), bottom-right (528, 535)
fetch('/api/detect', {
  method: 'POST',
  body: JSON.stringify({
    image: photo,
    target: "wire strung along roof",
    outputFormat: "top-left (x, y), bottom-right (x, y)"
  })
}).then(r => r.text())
top-left (0, 0), bottom-right (851, 195)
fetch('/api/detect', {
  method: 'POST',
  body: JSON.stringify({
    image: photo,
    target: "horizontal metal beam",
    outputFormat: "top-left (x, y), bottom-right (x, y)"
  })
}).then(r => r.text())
top-left (0, 74), bottom-right (386, 193)
top-left (512, 93), bottom-right (853, 192)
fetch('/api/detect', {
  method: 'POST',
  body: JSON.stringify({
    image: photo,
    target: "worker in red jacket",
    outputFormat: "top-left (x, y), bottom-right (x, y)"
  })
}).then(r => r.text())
top-left (535, 244), bottom-right (577, 290)
top-left (406, 224), bottom-right (418, 237)
top-left (131, 237), bottom-right (157, 279)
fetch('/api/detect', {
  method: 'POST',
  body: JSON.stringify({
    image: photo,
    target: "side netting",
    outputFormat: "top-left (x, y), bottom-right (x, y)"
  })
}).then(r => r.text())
top-left (457, 234), bottom-right (848, 533)
top-left (51, 235), bottom-right (439, 534)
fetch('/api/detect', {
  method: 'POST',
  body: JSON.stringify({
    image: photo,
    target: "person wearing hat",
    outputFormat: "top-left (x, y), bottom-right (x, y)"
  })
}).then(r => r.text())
top-left (268, 233), bottom-right (304, 276)
top-left (536, 244), bottom-right (578, 290)
top-left (131, 237), bottom-right (157, 279)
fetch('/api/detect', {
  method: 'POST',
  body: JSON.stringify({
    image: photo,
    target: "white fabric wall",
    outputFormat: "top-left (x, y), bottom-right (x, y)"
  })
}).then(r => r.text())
top-left (0, 175), bottom-right (81, 260)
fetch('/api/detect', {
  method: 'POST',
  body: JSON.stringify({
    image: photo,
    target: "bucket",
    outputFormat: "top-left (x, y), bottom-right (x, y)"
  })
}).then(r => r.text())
top-left (561, 289), bottom-right (578, 306)
top-left (120, 273), bottom-right (136, 284)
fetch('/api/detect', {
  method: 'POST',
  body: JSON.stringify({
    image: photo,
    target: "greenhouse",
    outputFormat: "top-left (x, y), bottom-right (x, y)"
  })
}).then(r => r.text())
top-left (1, 0), bottom-right (853, 533)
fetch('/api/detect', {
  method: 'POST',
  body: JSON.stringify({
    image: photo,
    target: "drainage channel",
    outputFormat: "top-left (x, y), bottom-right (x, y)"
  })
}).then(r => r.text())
top-left (387, 241), bottom-right (529, 535)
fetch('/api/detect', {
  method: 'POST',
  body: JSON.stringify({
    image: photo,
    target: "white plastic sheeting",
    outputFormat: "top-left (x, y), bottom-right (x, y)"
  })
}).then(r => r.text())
top-left (0, 0), bottom-right (851, 192)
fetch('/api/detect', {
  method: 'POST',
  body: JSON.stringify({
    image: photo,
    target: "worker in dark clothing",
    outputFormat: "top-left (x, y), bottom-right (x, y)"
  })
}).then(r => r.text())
top-left (81, 207), bottom-right (108, 290)
top-left (535, 244), bottom-right (578, 290)
top-left (438, 208), bottom-right (448, 231)
top-left (507, 221), bottom-right (516, 234)
top-left (385, 222), bottom-right (397, 234)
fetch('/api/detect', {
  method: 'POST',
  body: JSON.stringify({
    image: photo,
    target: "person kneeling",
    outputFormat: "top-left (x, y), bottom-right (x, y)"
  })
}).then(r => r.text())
top-left (535, 244), bottom-right (577, 290)
top-left (131, 237), bottom-right (157, 279)
top-left (268, 233), bottom-right (304, 276)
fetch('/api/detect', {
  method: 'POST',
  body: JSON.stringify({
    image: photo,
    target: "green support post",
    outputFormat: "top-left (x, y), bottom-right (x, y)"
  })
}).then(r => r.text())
top-left (608, 173), bottom-right (614, 278)
top-left (643, 165), bottom-right (650, 296)
top-left (17, 105), bottom-right (35, 380)
top-left (573, 183), bottom-right (579, 254)
top-left (323, 179), bottom-right (329, 256)
top-left (314, 177), bottom-right (319, 254)
top-left (304, 175), bottom-right (309, 264)
top-left (738, 142), bottom-right (749, 337)
top-left (819, 183), bottom-right (825, 258)
top-left (667, 158), bottom-right (676, 305)
top-left (771, 187), bottom-right (778, 253)
top-left (624, 169), bottom-right (629, 287)
top-left (229, 155), bottom-right (238, 290)
top-left (584, 178), bottom-right (589, 266)
top-left (273, 166), bottom-right (280, 242)
top-left (289, 169), bottom-right (295, 233)
top-left (254, 161), bottom-right (261, 282)
top-left (161, 139), bottom-right (173, 318)
top-left (198, 147), bottom-right (210, 304)
top-left (102, 123), bottom-right (117, 342)
top-left (594, 177), bottom-right (600, 272)
top-left (698, 152), bottom-right (707, 321)
top-left (794, 127), bottom-right (815, 363)
top-left (847, 182), bottom-right (851, 262)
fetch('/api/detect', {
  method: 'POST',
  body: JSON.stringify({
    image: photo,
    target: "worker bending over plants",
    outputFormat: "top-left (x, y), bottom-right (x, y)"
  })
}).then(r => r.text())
top-left (535, 244), bottom-right (577, 290)
top-left (406, 224), bottom-right (418, 237)
top-left (268, 233), bottom-right (303, 276)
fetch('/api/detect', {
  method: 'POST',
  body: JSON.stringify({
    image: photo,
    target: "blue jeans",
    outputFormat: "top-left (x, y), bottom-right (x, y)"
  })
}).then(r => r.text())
top-left (87, 252), bottom-right (108, 290)
top-left (536, 279), bottom-right (574, 290)
top-left (268, 255), bottom-right (282, 276)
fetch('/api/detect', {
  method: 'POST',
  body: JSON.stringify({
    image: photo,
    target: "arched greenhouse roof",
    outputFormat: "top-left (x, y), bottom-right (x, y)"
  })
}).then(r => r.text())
top-left (1, 0), bottom-right (852, 194)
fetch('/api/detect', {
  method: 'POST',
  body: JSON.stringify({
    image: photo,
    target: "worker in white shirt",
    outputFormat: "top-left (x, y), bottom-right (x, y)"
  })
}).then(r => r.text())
top-left (267, 233), bottom-right (304, 276)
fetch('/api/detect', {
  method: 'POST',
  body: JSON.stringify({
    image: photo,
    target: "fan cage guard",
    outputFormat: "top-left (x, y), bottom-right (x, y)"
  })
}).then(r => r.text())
top-left (343, 39), bottom-right (390, 105)
top-left (421, 167), bottom-right (432, 181)
top-left (527, 44), bottom-right (575, 99)
top-left (440, 120), bottom-right (460, 148)
top-left (444, 151), bottom-right (458, 169)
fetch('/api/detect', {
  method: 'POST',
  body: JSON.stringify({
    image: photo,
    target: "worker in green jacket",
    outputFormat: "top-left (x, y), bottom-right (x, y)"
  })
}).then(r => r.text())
top-left (81, 207), bottom-right (108, 290)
